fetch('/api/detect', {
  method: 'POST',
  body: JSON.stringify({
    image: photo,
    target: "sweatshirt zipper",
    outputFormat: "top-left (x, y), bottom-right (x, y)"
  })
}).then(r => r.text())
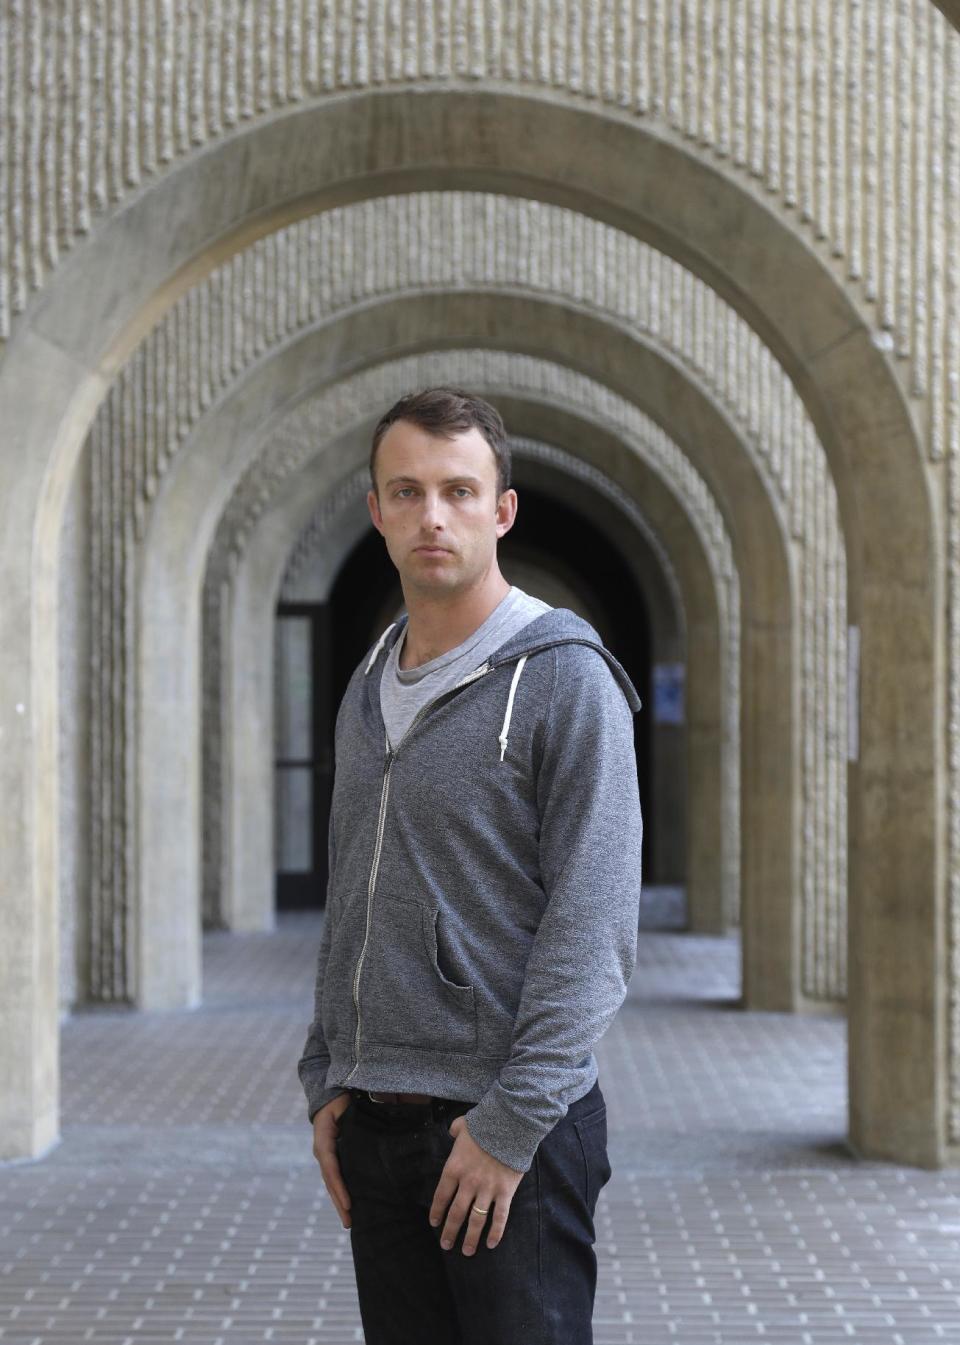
top-left (344, 662), bottom-right (492, 1081)
top-left (344, 728), bottom-right (393, 1083)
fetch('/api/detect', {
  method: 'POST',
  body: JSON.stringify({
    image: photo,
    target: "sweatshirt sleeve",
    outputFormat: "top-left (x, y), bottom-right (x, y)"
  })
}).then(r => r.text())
top-left (464, 646), bottom-right (643, 1171)
top-left (297, 806), bottom-right (348, 1122)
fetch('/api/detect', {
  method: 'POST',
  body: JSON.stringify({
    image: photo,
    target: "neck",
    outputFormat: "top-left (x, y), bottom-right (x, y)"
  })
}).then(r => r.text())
top-left (399, 566), bottom-right (511, 669)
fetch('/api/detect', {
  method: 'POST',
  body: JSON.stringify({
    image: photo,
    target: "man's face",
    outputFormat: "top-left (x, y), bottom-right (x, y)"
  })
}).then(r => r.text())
top-left (367, 420), bottom-right (517, 597)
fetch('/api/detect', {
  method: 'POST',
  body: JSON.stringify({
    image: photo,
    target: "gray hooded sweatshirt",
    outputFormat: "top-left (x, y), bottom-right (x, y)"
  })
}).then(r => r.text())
top-left (297, 606), bottom-right (644, 1173)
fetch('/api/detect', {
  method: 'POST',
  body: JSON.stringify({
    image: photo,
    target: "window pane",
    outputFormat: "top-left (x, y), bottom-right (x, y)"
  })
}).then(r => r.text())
top-left (276, 767), bottom-right (312, 872)
top-left (276, 617), bottom-right (312, 759)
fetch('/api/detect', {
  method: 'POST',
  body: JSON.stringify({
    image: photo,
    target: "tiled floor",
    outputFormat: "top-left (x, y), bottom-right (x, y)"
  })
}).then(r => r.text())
top-left (2, 900), bottom-right (959, 1343)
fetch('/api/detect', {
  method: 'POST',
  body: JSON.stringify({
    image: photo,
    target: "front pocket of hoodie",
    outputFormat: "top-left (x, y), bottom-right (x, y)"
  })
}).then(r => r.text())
top-left (360, 898), bottom-right (477, 1053)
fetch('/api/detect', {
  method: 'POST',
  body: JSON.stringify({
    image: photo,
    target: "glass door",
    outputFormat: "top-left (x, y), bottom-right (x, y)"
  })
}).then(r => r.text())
top-left (274, 604), bottom-right (333, 908)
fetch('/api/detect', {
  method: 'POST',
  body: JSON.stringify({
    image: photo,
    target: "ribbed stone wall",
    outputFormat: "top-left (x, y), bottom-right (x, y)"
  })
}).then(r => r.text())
top-left (89, 191), bottom-right (838, 542)
top-left (87, 404), bottom-right (135, 1002)
top-left (280, 469), bottom-right (372, 604)
top-left (2, 3), bottom-right (957, 465)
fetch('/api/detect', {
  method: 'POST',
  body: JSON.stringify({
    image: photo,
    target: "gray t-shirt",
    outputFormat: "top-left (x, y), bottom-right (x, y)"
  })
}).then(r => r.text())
top-left (380, 586), bottom-right (552, 750)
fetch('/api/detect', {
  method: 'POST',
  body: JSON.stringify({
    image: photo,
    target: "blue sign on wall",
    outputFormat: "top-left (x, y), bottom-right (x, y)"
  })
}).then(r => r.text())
top-left (653, 662), bottom-right (685, 725)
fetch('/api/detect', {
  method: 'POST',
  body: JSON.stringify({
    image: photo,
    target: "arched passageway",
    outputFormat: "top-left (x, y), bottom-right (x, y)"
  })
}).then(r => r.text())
top-left (201, 361), bottom-right (736, 1002)
top-left (0, 87), bottom-right (943, 1170)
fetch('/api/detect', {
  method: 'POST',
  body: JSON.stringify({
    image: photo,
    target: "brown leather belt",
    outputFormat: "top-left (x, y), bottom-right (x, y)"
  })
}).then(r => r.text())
top-left (347, 1089), bottom-right (473, 1133)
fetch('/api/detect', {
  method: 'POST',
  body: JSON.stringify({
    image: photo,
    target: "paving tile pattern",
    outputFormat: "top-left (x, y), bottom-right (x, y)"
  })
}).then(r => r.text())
top-left (2, 901), bottom-right (959, 1343)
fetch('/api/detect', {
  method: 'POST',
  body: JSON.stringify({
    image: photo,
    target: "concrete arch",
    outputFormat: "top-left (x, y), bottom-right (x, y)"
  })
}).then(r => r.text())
top-left (137, 294), bottom-right (786, 1014)
top-left (142, 327), bottom-right (740, 993)
top-left (228, 431), bottom-right (689, 921)
top-left (222, 400), bottom-right (724, 961)
top-left (110, 278), bottom-right (817, 1011)
top-left (0, 90), bottom-right (936, 1165)
top-left (79, 190), bottom-right (845, 1019)
top-left (189, 292), bottom-right (793, 1008)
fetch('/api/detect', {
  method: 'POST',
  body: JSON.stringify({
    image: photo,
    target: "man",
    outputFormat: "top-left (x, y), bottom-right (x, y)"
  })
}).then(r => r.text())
top-left (298, 387), bottom-right (643, 1344)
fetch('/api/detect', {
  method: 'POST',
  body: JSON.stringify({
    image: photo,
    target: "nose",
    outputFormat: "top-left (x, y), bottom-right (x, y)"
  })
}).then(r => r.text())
top-left (420, 490), bottom-right (446, 531)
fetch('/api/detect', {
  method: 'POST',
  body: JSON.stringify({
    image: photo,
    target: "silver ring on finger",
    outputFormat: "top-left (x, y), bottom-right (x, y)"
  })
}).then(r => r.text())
top-left (471, 1204), bottom-right (490, 1216)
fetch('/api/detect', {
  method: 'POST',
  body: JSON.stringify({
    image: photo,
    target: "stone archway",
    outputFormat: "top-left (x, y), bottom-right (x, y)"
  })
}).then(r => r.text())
top-left (195, 350), bottom-right (739, 926)
top-left (0, 92), bottom-right (938, 1166)
top-left (137, 288), bottom-right (792, 1008)
top-left (216, 396), bottom-right (725, 957)
top-left (78, 193), bottom-right (848, 1031)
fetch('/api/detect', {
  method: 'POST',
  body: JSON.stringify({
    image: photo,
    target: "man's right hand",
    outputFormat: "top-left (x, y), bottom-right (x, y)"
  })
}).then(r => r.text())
top-left (312, 1092), bottom-right (353, 1228)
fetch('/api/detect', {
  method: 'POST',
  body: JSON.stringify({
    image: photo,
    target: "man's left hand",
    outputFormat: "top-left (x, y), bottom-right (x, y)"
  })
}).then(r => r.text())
top-left (429, 1114), bottom-right (525, 1255)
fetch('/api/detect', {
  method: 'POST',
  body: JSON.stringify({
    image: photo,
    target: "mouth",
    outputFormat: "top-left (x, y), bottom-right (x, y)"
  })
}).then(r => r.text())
top-left (414, 545), bottom-right (452, 555)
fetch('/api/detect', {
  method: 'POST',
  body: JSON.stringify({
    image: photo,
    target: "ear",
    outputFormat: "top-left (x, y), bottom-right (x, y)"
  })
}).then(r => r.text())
top-left (367, 487), bottom-right (385, 535)
top-left (494, 488), bottom-right (518, 539)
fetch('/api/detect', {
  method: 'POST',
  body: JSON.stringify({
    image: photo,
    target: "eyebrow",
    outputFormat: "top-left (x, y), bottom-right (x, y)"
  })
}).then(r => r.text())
top-left (384, 475), bottom-right (484, 488)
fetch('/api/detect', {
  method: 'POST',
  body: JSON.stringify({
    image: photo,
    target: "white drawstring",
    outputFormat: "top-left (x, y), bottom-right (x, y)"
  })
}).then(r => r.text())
top-left (364, 622), bottom-right (397, 674)
top-left (498, 656), bottom-right (528, 762)
top-left (366, 628), bottom-right (526, 760)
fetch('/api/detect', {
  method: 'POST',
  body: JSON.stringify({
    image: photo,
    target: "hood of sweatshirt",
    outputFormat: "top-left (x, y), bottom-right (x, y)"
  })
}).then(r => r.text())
top-left (364, 604), bottom-right (642, 708)
top-left (361, 605), bottom-right (642, 766)
top-left (482, 606), bottom-right (643, 713)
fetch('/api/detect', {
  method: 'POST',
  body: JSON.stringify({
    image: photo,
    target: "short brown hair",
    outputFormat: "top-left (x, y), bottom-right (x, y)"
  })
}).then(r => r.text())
top-left (370, 387), bottom-right (511, 498)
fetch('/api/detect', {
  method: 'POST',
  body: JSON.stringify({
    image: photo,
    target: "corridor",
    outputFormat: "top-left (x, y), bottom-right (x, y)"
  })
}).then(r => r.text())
top-left (2, 906), bottom-right (958, 1344)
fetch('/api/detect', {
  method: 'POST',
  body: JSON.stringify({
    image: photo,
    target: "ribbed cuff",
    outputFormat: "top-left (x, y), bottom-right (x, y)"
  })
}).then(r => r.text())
top-left (463, 1086), bottom-right (550, 1173)
top-left (302, 1074), bottom-right (348, 1124)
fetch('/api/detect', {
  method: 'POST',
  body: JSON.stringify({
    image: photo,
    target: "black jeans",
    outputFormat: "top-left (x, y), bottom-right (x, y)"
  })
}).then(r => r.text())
top-left (335, 1080), bottom-right (612, 1345)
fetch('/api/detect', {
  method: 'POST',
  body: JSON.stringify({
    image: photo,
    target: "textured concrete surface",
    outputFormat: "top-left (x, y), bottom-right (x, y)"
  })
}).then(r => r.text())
top-left (2, 903), bottom-right (958, 1343)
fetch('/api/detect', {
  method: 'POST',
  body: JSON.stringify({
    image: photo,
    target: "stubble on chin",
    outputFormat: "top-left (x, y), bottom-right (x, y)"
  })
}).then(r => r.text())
top-left (400, 549), bottom-right (469, 595)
